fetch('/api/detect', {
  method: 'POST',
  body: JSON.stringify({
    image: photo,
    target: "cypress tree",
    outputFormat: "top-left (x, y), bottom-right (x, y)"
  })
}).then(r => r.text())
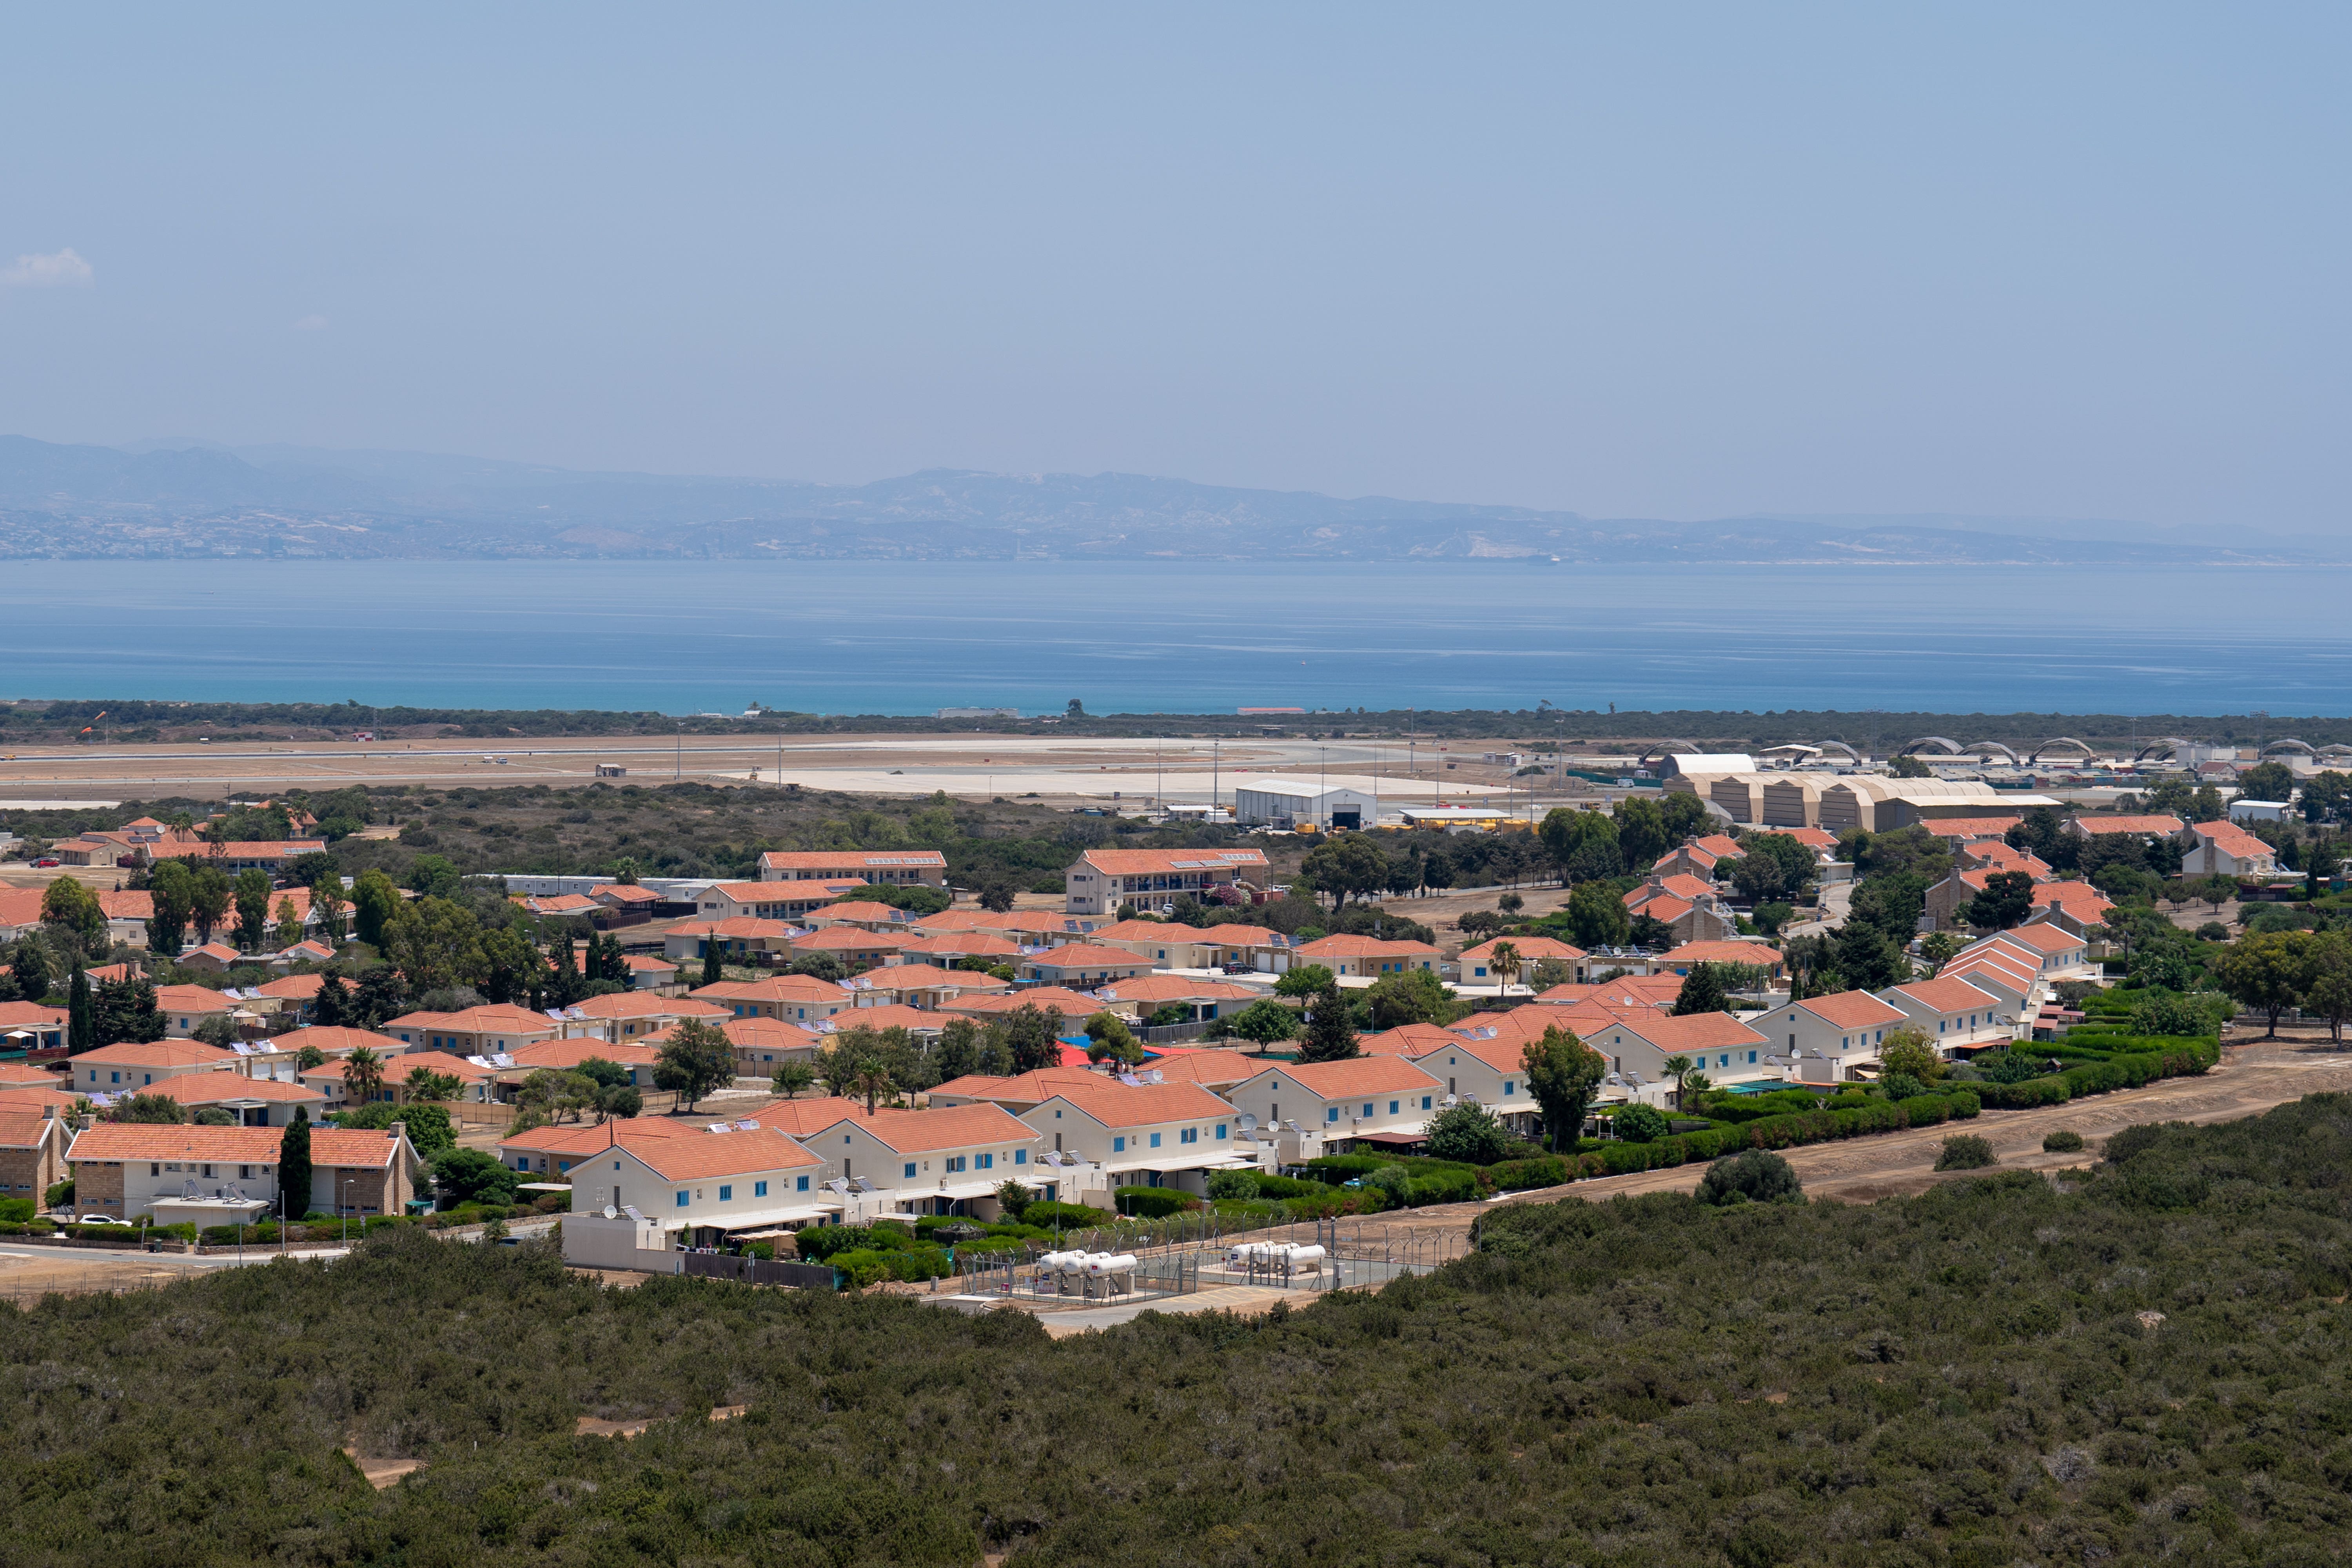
top-left (67, 964), bottom-right (94, 1055)
top-left (1670, 961), bottom-right (1728, 1016)
top-left (1296, 983), bottom-right (1362, 1062)
top-left (701, 935), bottom-right (724, 988)
top-left (278, 1109), bottom-right (313, 1223)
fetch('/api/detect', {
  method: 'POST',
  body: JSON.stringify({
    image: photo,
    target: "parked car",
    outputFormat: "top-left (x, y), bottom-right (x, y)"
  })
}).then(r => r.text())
top-left (32, 857), bottom-right (60, 867)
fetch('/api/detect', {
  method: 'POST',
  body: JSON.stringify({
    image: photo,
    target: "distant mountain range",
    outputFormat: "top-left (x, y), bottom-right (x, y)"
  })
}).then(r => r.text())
top-left (0, 434), bottom-right (2327, 565)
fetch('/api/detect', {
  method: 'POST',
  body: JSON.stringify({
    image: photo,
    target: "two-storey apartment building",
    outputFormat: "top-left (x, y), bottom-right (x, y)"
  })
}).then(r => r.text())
top-left (1062, 848), bottom-right (1270, 916)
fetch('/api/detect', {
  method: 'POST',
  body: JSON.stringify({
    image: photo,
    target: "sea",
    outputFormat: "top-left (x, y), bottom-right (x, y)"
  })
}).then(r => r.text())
top-left (2, 558), bottom-right (2348, 718)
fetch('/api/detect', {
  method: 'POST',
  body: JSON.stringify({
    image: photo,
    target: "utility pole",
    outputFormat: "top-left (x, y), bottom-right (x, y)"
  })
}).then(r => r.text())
top-left (675, 724), bottom-right (682, 781)
top-left (1212, 739), bottom-right (1220, 817)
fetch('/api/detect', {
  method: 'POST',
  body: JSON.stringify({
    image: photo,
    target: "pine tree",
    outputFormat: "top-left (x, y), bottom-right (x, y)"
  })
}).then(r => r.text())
top-left (67, 965), bottom-right (94, 1055)
top-left (1670, 961), bottom-right (1728, 1017)
top-left (313, 973), bottom-right (350, 1028)
top-left (1296, 984), bottom-right (1362, 1062)
top-left (278, 1109), bottom-right (313, 1223)
top-left (701, 935), bottom-right (724, 988)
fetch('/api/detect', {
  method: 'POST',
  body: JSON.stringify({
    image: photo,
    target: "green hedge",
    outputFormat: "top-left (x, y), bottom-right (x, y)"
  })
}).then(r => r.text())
top-left (1976, 1076), bottom-right (2070, 1109)
top-left (1303, 1153), bottom-right (1482, 1185)
top-left (1112, 1187), bottom-right (1197, 1219)
top-left (1018, 1202), bottom-right (1112, 1230)
top-left (1486, 1156), bottom-right (1572, 1191)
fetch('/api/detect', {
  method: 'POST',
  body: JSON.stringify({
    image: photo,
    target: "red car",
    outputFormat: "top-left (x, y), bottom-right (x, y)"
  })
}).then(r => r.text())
top-left (31, 857), bottom-right (60, 867)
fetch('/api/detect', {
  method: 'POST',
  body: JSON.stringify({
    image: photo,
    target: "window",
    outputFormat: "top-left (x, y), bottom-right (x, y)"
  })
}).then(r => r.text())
top-left (1420, 1096), bottom-right (1432, 1111)
top-left (515, 1158), bottom-right (530, 1171)
top-left (719, 1185), bottom-right (733, 1202)
top-left (1388, 1100), bottom-right (1399, 1114)
top-left (1325, 1107), bottom-right (1339, 1123)
top-left (1717, 1054), bottom-right (1730, 1068)
top-left (1214, 1124), bottom-right (1227, 1140)
top-left (755, 1180), bottom-right (768, 1197)
top-left (977, 1152), bottom-right (993, 1169)
top-left (946, 1155), bottom-right (967, 1173)
top-left (1149, 1132), bottom-right (1161, 1149)
top-left (1503, 1080), bottom-right (1516, 1097)
top-left (1014, 1149), bottom-right (1027, 1165)
top-left (675, 1191), bottom-right (688, 1207)
top-left (1361, 1102), bottom-right (1374, 1117)
top-left (614, 1161), bottom-right (621, 1170)
top-left (1747, 1051), bottom-right (1757, 1064)
top-left (796, 1175), bottom-right (810, 1192)
top-left (1180, 1127), bottom-right (1197, 1145)
top-left (903, 1161), bottom-right (917, 1178)
top-left (1113, 1136), bottom-right (1126, 1152)
top-left (150, 1163), bottom-right (160, 1176)
top-left (111, 1071), bottom-right (121, 1085)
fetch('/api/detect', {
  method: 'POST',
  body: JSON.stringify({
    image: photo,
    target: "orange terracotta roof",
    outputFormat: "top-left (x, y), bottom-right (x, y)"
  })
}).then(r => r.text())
top-left (149, 1075), bottom-right (324, 1104)
top-left (381, 1004), bottom-right (561, 1034)
top-left (838, 1102), bottom-right (1040, 1154)
top-left (1918, 817), bottom-right (2023, 839)
top-left (1091, 975), bottom-right (1263, 1004)
top-left (1593, 1011), bottom-right (1769, 1052)
top-left (1078, 848), bottom-right (1270, 875)
top-left (847, 963), bottom-right (1007, 994)
top-left (896, 932), bottom-right (1023, 958)
top-left (1290, 935), bottom-right (1441, 959)
top-left (1791, 991), bottom-right (1908, 1029)
top-left (791, 926), bottom-right (909, 952)
top-left (270, 1026), bottom-right (410, 1057)
top-left (2074, 815), bottom-right (2184, 835)
top-left (1028, 1078), bottom-right (1236, 1129)
top-left (825, 1004), bottom-right (950, 1034)
top-left (944, 988), bottom-right (1102, 1017)
top-left (1886, 977), bottom-right (2002, 1011)
top-left (1236, 1057), bottom-right (1442, 1097)
top-left (2190, 821), bottom-right (2275, 859)
top-left (71, 1038), bottom-right (238, 1070)
top-left (1659, 941), bottom-right (1783, 968)
top-left (1459, 936), bottom-right (1587, 963)
top-left (69, 1123), bottom-right (407, 1166)
top-left (627, 1127), bottom-right (826, 1181)
top-left (1022, 944), bottom-right (1160, 968)
top-left (561, 992), bottom-right (730, 1022)
top-left (505, 1038), bottom-right (661, 1070)
top-left (1358, 1022), bottom-right (1453, 1056)
top-left (759, 850), bottom-right (947, 870)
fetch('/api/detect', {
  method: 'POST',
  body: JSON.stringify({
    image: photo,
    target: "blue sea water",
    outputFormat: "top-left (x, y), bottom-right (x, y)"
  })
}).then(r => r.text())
top-left (2, 558), bottom-right (2348, 717)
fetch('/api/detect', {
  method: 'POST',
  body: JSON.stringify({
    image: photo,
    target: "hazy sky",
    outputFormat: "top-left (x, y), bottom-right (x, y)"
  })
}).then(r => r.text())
top-left (1, 6), bottom-right (2345, 529)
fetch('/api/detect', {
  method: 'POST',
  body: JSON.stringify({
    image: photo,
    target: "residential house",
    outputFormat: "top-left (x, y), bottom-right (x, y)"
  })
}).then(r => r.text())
top-left (1919, 817), bottom-right (2025, 844)
top-left (1577, 1011), bottom-right (1776, 1100)
top-left (1400, 1028), bottom-right (1545, 1135)
top-left (1358, 1021), bottom-right (1469, 1058)
top-left (65, 1122), bottom-right (422, 1222)
top-left (515, 893), bottom-right (601, 918)
top-left (0, 1106), bottom-right (71, 1204)
top-left (499, 1036), bottom-right (662, 1088)
top-left (557, 991), bottom-right (731, 1044)
top-left (0, 1002), bottom-right (67, 1053)
top-left (691, 975), bottom-right (855, 1026)
top-left (71, 1038), bottom-right (237, 1094)
top-left (1014, 1080), bottom-right (1252, 1197)
top-left (925, 1065), bottom-right (1102, 1112)
top-left (381, 1004), bottom-right (563, 1056)
top-left (1655, 941), bottom-right (1784, 981)
top-left (784, 924), bottom-right (909, 971)
top-left (1128, 1048), bottom-right (1264, 1093)
top-left (1746, 991), bottom-right (1909, 1085)
top-left (916, 909), bottom-right (1109, 945)
top-left (803, 900), bottom-right (924, 933)
top-left (2026, 883), bottom-right (2115, 938)
top-left (1877, 976), bottom-right (2014, 1051)
top-left (838, 964), bottom-right (1006, 1011)
top-left (1225, 1058), bottom-right (1446, 1151)
top-left (149, 1073), bottom-right (328, 1127)
top-left (2179, 820), bottom-right (2280, 878)
top-left (661, 917), bottom-right (799, 965)
top-left (1062, 848), bottom-right (1272, 916)
top-left (1651, 833), bottom-right (1745, 880)
top-left (499, 1114), bottom-right (700, 1178)
top-left (1457, 936), bottom-right (1588, 987)
top-left (1015, 943), bottom-right (1160, 989)
top-left (705, 1017), bottom-right (825, 1078)
top-left (1623, 878), bottom-right (1739, 944)
top-left (154, 984), bottom-right (288, 1039)
top-left (694, 881), bottom-right (856, 922)
top-left (150, 839), bottom-right (330, 873)
top-left (620, 954), bottom-right (680, 991)
top-left (2067, 814), bottom-right (2185, 843)
top-left (1961, 925), bottom-right (2092, 980)
top-left (266, 1025), bottom-right (410, 1062)
top-left (1290, 934), bottom-right (1443, 978)
top-left (811, 1103), bottom-right (1044, 1219)
top-left (892, 931), bottom-right (1025, 967)
top-left (758, 849), bottom-right (949, 888)
top-left (590, 882), bottom-right (662, 914)
top-left (812, 1002), bottom-right (949, 1040)
top-left (547, 1120), bottom-right (834, 1245)
top-left (1088, 974), bottom-right (1264, 1024)
top-left (176, 942), bottom-right (248, 975)
top-left (940, 987), bottom-right (1106, 1024)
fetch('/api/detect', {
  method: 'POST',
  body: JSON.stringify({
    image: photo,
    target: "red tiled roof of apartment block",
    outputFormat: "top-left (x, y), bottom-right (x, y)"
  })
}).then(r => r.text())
top-left (363, 1050), bottom-right (494, 1081)
top-left (1409, 1029), bottom-right (1534, 1074)
top-left (152, 840), bottom-right (329, 862)
top-left (824, 1003), bottom-right (949, 1034)
top-left (505, 1037), bottom-right (661, 1071)
top-left (2190, 821), bottom-right (2276, 859)
top-left (1885, 977), bottom-right (2003, 1013)
top-left (1093, 975), bottom-right (1262, 1005)
top-left (840, 1102), bottom-right (1040, 1154)
top-left (1086, 919), bottom-right (1201, 945)
top-left (1239, 1056), bottom-right (1443, 1097)
top-left (517, 894), bottom-right (600, 915)
top-left (270, 1026), bottom-right (410, 1057)
top-left (1022, 944), bottom-right (1158, 968)
top-left (791, 926), bottom-right (909, 953)
top-left (1779, 828), bottom-right (1838, 850)
top-left (946, 988), bottom-right (1104, 1017)
top-left (1290, 935), bottom-right (1441, 960)
top-left (2033, 883), bottom-right (2111, 911)
top-left (1599, 1011), bottom-right (1771, 1053)
top-left (591, 883), bottom-right (660, 904)
top-left (811, 900), bottom-right (919, 925)
top-left (1991, 923), bottom-right (2086, 955)
top-left (1134, 1049), bottom-right (1263, 1087)
top-left (68, 1123), bottom-right (408, 1166)
top-left (897, 932), bottom-right (1023, 958)
top-left (692, 976), bottom-right (854, 1006)
top-left (760, 850), bottom-right (947, 871)
top-left (71, 1038), bottom-right (238, 1071)
top-left (915, 909), bottom-right (1097, 935)
top-left (668, 918), bottom-right (799, 940)
top-left (2074, 815), bottom-right (2185, 835)
top-left (1356, 1022), bottom-right (1456, 1057)
top-left (0, 1059), bottom-right (62, 1085)
top-left (0, 1002), bottom-right (69, 1031)
top-left (1693, 834), bottom-right (1744, 858)
top-left (628, 1127), bottom-right (826, 1182)
top-left (1030, 1078), bottom-right (1235, 1129)
top-left (0, 1109), bottom-right (62, 1149)
top-left (1638, 874), bottom-right (1719, 904)
top-left (849, 963), bottom-right (1008, 993)
top-left (1631, 895), bottom-right (1695, 924)
top-left (1792, 991), bottom-right (1909, 1029)
top-left (1459, 936), bottom-right (1587, 964)
top-left (561, 992), bottom-right (729, 1023)
top-left (1076, 848), bottom-right (1271, 875)
top-left (1660, 941), bottom-right (1783, 969)
top-left (717, 1017), bottom-right (826, 1052)
top-left (499, 1116), bottom-right (700, 1160)
top-left (929, 1065), bottom-right (1099, 1101)
top-left (255, 973), bottom-right (327, 1000)
top-left (1188, 923), bottom-right (1283, 946)
top-left (1655, 846), bottom-right (1718, 872)
top-left (756, 1096), bottom-right (893, 1137)
top-left (622, 954), bottom-right (679, 973)
top-left (184, 943), bottom-right (241, 964)
top-left (382, 1004), bottom-right (561, 1034)
top-left (150, 1074), bottom-right (323, 1105)
top-left (96, 889), bottom-right (155, 919)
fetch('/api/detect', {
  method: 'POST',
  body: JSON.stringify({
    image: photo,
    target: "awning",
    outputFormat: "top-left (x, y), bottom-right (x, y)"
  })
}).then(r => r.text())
top-left (1349, 1131), bottom-right (1426, 1148)
top-left (662, 1201), bottom-right (841, 1232)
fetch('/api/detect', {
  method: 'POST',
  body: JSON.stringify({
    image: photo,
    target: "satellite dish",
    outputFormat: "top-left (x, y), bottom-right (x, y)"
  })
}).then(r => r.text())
top-left (603, 1205), bottom-right (618, 1220)
top-left (1237, 1113), bottom-right (1258, 1131)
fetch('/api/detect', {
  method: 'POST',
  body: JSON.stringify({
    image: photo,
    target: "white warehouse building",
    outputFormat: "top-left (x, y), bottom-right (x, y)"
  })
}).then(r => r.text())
top-left (1231, 776), bottom-right (1381, 831)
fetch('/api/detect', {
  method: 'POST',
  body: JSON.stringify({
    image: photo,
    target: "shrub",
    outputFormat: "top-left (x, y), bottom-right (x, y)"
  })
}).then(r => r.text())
top-left (1880, 1070), bottom-right (1931, 1101)
top-left (1018, 1201), bottom-right (1111, 1230)
top-left (1612, 1104), bottom-right (1669, 1144)
top-left (1972, 1049), bottom-right (2051, 1085)
top-left (0, 1198), bottom-right (31, 1225)
top-left (1975, 1076), bottom-right (2070, 1109)
top-left (2043, 1127), bottom-right (2086, 1152)
top-left (1695, 1148), bottom-right (1802, 1206)
top-left (44, 1180), bottom-right (72, 1209)
top-left (828, 1249), bottom-right (892, 1289)
top-left (1934, 1134), bottom-right (1998, 1171)
top-left (1113, 1186), bottom-right (1196, 1219)
top-left (1206, 1171), bottom-right (1260, 1201)
top-left (993, 1180), bottom-right (1037, 1220)
top-left (1486, 1156), bottom-right (1570, 1191)
top-left (1424, 1102), bottom-right (1509, 1165)
top-left (1363, 1165), bottom-right (1413, 1202)
top-left (1942, 1087), bottom-right (1982, 1119)
top-left (1897, 1094), bottom-right (1951, 1129)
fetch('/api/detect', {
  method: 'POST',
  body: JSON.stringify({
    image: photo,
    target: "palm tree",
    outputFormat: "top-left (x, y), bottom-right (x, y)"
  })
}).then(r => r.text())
top-left (847, 1064), bottom-right (894, 1117)
top-left (1488, 940), bottom-right (1521, 995)
top-left (343, 1046), bottom-right (386, 1105)
top-left (1660, 1053), bottom-right (1710, 1111)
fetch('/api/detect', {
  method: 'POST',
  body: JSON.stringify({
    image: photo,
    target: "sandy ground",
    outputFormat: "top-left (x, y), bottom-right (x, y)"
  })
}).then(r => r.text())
top-left (0, 732), bottom-right (1550, 807)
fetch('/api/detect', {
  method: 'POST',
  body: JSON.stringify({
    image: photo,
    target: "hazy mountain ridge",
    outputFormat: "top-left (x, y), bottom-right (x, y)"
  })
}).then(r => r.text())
top-left (0, 435), bottom-right (2324, 565)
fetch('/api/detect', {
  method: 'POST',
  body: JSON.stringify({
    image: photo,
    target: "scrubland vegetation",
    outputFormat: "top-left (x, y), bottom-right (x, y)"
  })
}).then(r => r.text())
top-left (7, 1097), bottom-right (2352, 1565)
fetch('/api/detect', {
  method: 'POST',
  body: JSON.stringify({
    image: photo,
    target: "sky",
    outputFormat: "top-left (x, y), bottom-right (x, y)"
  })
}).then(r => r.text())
top-left (0, 5), bottom-right (2345, 531)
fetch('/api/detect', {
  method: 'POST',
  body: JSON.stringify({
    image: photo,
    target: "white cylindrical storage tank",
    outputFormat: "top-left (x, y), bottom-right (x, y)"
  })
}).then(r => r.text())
top-left (1085, 1253), bottom-right (1138, 1276)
